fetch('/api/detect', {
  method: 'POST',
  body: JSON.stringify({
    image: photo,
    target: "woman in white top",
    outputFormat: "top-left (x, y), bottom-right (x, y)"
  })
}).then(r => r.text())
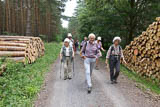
top-left (60, 38), bottom-right (74, 80)
top-left (105, 37), bottom-right (126, 84)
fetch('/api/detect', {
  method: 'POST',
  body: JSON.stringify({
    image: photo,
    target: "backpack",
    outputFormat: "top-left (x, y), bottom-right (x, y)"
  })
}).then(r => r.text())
top-left (62, 46), bottom-right (73, 62)
top-left (81, 41), bottom-right (99, 55)
top-left (110, 45), bottom-right (122, 56)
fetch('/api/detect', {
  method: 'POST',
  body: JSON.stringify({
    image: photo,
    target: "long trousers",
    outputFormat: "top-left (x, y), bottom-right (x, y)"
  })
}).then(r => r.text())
top-left (84, 58), bottom-right (96, 87)
top-left (109, 56), bottom-right (120, 81)
top-left (64, 57), bottom-right (72, 79)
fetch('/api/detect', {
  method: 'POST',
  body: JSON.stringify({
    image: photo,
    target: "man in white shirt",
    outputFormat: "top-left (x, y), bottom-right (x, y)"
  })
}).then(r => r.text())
top-left (68, 33), bottom-right (74, 48)
top-left (60, 38), bottom-right (74, 80)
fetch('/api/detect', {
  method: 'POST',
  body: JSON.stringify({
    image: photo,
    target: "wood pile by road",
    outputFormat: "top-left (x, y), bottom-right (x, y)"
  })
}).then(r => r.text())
top-left (0, 36), bottom-right (45, 64)
top-left (123, 17), bottom-right (160, 81)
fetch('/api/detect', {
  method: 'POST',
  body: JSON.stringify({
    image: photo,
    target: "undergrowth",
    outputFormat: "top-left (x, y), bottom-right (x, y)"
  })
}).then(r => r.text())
top-left (0, 42), bottom-right (61, 107)
top-left (121, 65), bottom-right (160, 94)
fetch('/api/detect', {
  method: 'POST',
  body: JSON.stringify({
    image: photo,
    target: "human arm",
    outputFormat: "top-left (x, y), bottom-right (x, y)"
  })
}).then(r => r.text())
top-left (80, 41), bottom-right (83, 47)
top-left (101, 47), bottom-right (106, 52)
top-left (80, 42), bottom-right (86, 59)
top-left (100, 42), bottom-right (106, 52)
top-left (121, 49), bottom-right (127, 64)
top-left (60, 48), bottom-right (63, 61)
top-left (105, 58), bottom-right (109, 65)
top-left (72, 48), bottom-right (75, 58)
top-left (105, 47), bottom-right (111, 65)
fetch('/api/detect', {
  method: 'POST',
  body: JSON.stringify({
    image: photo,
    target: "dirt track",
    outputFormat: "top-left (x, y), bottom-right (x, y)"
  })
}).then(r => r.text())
top-left (35, 54), bottom-right (160, 107)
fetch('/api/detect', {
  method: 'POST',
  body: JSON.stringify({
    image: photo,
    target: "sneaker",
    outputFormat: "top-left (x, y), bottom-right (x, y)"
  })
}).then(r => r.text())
top-left (88, 87), bottom-right (92, 94)
top-left (64, 78), bottom-right (67, 80)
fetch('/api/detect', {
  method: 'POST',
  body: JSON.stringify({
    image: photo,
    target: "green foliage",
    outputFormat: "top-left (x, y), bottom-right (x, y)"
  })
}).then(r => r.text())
top-left (69, 0), bottom-right (160, 48)
top-left (0, 43), bottom-right (61, 107)
top-left (39, 34), bottom-right (48, 41)
top-left (59, 27), bottom-right (68, 41)
top-left (3, 32), bottom-right (17, 36)
top-left (121, 65), bottom-right (160, 94)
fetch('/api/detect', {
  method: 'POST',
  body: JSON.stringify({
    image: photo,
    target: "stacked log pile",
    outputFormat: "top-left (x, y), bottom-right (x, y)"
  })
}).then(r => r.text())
top-left (123, 17), bottom-right (160, 81)
top-left (0, 36), bottom-right (45, 64)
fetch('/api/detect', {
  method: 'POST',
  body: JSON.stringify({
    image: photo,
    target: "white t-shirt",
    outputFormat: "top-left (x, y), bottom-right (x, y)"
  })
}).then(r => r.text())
top-left (69, 39), bottom-right (74, 47)
top-left (65, 47), bottom-right (70, 56)
top-left (60, 46), bottom-right (74, 57)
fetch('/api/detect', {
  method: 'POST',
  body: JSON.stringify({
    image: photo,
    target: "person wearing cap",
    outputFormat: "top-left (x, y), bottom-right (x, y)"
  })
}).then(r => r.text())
top-left (81, 33), bottom-right (99, 93)
top-left (74, 39), bottom-right (79, 53)
top-left (67, 33), bottom-right (74, 48)
top-left (60, 38), bottom-right (75, 80)
top-left (105, 37), bottom-right (126, 84)
top-left (95, 36), bottom-right (106, 70)
top-left (80, 37), bottom-right (88, 50)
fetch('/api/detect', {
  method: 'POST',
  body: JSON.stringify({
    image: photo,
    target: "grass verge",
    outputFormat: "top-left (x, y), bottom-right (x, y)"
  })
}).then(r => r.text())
top-left (121, 65), bottom-right (160, 94)
top-left (0, 42), bottom-right (61, 107)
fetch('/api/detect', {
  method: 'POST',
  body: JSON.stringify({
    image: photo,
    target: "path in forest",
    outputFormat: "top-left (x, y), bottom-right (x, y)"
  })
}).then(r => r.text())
top-left (35, 53), bottom-right (160, 107)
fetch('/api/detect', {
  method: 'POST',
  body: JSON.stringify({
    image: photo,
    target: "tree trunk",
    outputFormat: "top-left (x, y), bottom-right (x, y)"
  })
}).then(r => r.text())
top-left (128, 0), bottom-right (136, 44)
top-left (26, 0), bottom-right (32, 36)
top-left (5, 0), bottom-right (9, 32)
top-left (0, 0), bottom-right (2, 34)
top-left (20, 0), bottom-right (24, 35)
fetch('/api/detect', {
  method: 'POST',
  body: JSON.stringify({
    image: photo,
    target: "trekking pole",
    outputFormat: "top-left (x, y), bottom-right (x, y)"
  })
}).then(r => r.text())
top-left (73, 58), bottom-right (75, 77)
top-left (60, 60), bottom-right (62, 79)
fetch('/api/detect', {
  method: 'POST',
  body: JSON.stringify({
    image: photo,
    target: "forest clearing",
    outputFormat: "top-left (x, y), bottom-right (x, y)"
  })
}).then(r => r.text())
top-left (0, 0), bottom-right (160, 107)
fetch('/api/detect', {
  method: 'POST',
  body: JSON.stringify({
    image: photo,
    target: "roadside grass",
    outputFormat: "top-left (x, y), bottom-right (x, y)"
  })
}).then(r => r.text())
top-left (121, 65), bottom-right (160, 94)
top-left (0, 42), bottom-right (61, 107)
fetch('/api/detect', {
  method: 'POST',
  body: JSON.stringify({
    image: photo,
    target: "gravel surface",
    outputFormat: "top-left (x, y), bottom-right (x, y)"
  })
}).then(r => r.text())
top-left (34, 54), bottom-right (160, 107)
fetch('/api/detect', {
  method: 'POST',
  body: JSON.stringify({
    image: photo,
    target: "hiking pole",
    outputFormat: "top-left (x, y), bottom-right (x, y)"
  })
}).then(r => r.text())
top-left (73, 58), bottom-right (75, 77)
top-left (60, 60), bottom-right (62, 79)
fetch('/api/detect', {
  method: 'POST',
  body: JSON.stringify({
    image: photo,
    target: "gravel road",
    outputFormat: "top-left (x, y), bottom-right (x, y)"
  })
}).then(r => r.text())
top-left (35, 54), bottom-right (160, 107)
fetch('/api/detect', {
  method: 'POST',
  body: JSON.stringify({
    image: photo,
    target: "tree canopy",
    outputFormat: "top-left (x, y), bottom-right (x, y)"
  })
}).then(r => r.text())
top-left (68, 0), bottom-right (160, 47)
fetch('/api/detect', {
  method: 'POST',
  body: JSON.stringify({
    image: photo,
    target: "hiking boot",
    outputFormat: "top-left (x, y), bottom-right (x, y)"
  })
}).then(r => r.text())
top-left (88, 87), bottom-right (92, 94)
top-left (64, 78), bottom-right (67, 80)
top-left (64, 77), bottom-right (68, 80)
top-left (113, 80), bottom-right (118, 84)
top-left (68, 77), bottom-right (72, 80)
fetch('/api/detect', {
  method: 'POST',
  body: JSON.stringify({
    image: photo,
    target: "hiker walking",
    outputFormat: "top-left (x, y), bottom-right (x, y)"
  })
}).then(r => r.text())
top-left (95, 37), bottom-right (106, 70)
top-left (60, 38), bottom-right (75, 80)
top-left (74, 39), bottom-right (79, 52)
top-left (105, 37), bottom-right (126, 84)
top-left (80, 37), bottom-right (88, 50)
top-left (68, 33), bottom-right (74, 48)
top-left (81, 33), bottom-right (99, 93)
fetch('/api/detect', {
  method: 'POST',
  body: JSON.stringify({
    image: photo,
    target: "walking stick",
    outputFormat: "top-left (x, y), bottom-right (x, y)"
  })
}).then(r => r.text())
top-left (60, 61), bottom-right (62, 79)
top-left (73, 58), bottom-right (75, 77)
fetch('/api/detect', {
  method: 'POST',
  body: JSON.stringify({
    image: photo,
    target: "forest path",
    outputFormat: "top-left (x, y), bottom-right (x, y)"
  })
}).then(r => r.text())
top-left (35, 53), bottom-right (160, 107)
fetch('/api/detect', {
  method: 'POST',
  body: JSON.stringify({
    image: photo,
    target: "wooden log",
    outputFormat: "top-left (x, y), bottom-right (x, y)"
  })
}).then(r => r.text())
top-left (0, 64), bottom-right (6, 75)
top-left (0, 42), bottom-right (27, 47)
top-left (0, 36), bottom-right (34, 38)
top-left (0, 36), bottom-right (44, 64)
top-left (0, 51), bottom-right (25, 57)
top-left (0, 46), bottom-right (26, 51)
top-left (123, 17), bottom-right (160, 81)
